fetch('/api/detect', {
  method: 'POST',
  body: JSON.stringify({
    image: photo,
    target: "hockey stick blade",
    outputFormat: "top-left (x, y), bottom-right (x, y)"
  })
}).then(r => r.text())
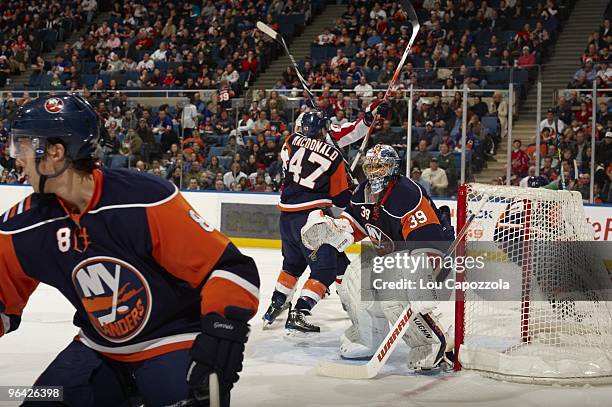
top-left (256, 21), bottom-right (281, 42)
top-left (257, 21), bottom-right (315, 102)
top-left (316, 307), bottom-right (413, 379)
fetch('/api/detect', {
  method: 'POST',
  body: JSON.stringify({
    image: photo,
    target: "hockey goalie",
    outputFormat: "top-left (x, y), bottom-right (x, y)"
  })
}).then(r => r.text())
top-left (301, 144), bottom-right (455, 370)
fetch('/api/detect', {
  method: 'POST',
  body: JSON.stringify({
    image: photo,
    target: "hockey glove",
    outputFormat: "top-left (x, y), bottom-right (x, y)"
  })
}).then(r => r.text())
top-left (187, 308), bottom-right (251, 407)
top-left (364, 100), bottom-right (390, 126)
top-left (301, 210), bottom-right (354, 253)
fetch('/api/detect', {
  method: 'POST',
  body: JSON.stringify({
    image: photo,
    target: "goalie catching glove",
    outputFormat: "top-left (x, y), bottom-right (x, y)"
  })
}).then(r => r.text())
top-left (301, 210), bottom-right (354, 253)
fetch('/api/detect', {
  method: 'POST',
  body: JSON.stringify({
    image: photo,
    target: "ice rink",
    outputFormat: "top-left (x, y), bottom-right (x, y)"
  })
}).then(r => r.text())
top-left (2, 247), bottom-right (612, 406)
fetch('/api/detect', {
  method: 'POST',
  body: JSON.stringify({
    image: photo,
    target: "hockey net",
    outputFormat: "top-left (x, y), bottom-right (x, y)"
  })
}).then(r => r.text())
top-left (454, 183), bottom-right (612, 384)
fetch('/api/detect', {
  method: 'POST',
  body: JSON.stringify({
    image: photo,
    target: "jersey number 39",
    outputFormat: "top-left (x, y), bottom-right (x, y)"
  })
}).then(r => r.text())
top-left (288, 148), bottom-right (331, 189)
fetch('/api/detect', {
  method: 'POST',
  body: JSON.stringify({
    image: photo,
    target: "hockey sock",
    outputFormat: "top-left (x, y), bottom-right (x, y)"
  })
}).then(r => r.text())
top-left (296, 279), bottom-right (327, 312)
top-left (274, 271), bottom-right (298, 302)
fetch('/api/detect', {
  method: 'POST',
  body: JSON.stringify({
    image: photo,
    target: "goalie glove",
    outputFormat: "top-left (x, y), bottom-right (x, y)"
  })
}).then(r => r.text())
top-left (301, 210), bottom-right (354, 253)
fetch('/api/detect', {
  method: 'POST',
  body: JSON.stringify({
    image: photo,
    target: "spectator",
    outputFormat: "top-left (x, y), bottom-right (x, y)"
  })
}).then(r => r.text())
top-left (354, 77), bottom-right (374, 98)
top-left (519, 166), bottom-right (537, 187)
top-left (437, 143), bottom-right (457, 187)
top-left (151, 109), bottom-right (176, 151)
top-left (511, 140), bottom-right (530, 177)
top-left (422, 157), bottom-right (449, 197)
top-left (413, 140), bottom-right (432, 170)
top-left (207, 155), bottom-right (225, 173)
top-left (223, 162), bottom-right (248, 188)
top-left (223, 135), bottom-right (244, 158)
top-left (539, 109), bottom-right (566, 136)
top-left (411, 167), bottom-right (431, 194)
top-left (253, 111), bottom-right (270, 134)
top-left (151, 42), bottom-right (169, 61)
top-left (517, 46), bottom-right (536, 69)
top-left (181, 97), bottom-right (199, 134)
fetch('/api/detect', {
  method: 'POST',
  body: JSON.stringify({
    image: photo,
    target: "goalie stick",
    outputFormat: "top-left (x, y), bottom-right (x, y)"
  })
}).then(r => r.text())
top-left (349, 0), bottom-right (420, 172)
top-left (317, 188), bottom-right (490, 380)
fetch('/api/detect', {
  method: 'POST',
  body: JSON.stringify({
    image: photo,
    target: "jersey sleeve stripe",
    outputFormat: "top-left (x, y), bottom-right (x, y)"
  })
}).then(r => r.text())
top-left (200, 278), bottom-right (259, 318)
top-left (208, 270), bottom-right (260, 300)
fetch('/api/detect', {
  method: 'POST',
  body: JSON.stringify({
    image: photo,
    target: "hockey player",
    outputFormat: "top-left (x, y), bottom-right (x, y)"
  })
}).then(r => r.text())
top-left (263, 110), bottom-right (352, 335)
top-left (301, 144), bottom-right (455, 369)
top-left (263, 101), bottom-right (389, 334)
top-left (1, 95), bottom-right (259, 406)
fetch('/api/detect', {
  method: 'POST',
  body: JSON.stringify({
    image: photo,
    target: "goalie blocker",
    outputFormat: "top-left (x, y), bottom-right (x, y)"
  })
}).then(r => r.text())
top-left (302, 145), bottom-right (455, 369)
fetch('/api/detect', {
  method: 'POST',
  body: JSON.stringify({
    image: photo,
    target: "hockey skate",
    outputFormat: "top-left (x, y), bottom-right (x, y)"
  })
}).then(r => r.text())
top-left (284, 305), bottom-right (320, 338)
top-left (262, 297), bottom-right (290, 329)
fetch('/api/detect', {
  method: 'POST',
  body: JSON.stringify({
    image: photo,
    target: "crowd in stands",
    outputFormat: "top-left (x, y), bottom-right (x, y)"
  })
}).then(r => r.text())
top-left (0, 0), bottom-right (95, 88)
top-left (497, 12), bottom-right (612, 203)
top-left (21, 0), bottom-right (314, 95)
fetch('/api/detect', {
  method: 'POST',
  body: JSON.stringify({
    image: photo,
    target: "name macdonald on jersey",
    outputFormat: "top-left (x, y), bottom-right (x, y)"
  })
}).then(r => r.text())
top-left (291, 135), bottom-right (339, 161)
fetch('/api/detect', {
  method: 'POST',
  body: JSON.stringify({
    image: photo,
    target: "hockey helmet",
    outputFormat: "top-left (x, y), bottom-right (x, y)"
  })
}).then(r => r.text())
top-left (10, 94), bottom-right (100, 162)
top-left (363, 144), bottom-right (401, 195)
top-left (300, 110), bottom-right (329, 138)
top-left (527, 175), bottom-right (548, 188)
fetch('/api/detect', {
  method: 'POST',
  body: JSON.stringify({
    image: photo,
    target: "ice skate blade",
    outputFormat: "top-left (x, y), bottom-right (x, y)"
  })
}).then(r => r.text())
top-left (340, 354), bottom-right (373, 361)
top-left (283, 328), bottom-right (320, 342)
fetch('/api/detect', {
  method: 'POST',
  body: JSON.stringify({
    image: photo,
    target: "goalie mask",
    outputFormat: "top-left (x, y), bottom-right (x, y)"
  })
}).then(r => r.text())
top-left (362, 144), bottom-right (400, 200)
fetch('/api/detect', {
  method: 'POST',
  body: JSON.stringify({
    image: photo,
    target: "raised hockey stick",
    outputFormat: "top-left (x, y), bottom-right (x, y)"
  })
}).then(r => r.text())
top-left (256, 21), bottom-right (315, 104)
top-left (349, 0), bottom-right (420, 172)
top-left (257, 20), bottom-right (356, 186)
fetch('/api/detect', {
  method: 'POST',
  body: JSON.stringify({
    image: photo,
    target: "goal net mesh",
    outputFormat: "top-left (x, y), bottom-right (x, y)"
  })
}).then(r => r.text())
top-left (455, 183), bottom-right (612, 384)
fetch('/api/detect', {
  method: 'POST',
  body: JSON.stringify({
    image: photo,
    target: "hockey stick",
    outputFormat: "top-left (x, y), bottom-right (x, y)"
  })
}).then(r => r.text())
top-left (317, 189), bottom-right (490, 379)
top-left (317, 306), bottom-right (414, 379)
top-left (349, 0), bottom-right (420, 172)
top-left (256, 21), bottom-right (315, 103)
top-left (257, 20), bottom-right (356, 185)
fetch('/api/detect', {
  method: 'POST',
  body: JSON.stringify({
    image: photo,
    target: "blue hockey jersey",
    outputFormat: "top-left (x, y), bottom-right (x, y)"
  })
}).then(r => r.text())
top-left (0, 169), bottom-right (260, 362)
top-left (279, 133), bottom-right (352, 212)
top-left (341, 176), bottom-right (450, 254)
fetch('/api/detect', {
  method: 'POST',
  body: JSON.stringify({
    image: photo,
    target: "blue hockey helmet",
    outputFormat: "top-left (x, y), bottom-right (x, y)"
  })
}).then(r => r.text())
top-left (10, 94), bottom-right (100, 162)
top-left (300, 110), bottom-right (329, 138)
top-left (527, 175), bottom-right (548, 188)
top-left (363, 144), bottom-right (401, 195)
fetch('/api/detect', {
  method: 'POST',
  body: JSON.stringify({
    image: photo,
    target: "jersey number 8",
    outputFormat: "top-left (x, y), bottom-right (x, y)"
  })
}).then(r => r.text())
top-left (288, 148), bottom-right (331, 189)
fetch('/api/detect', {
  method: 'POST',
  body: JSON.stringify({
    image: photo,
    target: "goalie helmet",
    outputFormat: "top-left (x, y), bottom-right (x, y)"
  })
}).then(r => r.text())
top-left (362, 144), bottom-right (401, 196)
top-left (300, 110), bottom-right (329, 138)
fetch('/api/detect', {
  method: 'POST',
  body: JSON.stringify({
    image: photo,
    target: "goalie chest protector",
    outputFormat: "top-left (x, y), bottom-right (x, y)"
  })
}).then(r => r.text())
top-left (345, 176), bottom-right (450, 253)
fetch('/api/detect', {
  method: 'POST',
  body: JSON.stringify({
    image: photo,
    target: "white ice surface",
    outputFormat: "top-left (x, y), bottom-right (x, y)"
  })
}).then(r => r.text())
top-left (1, 248), bottom-right (612, 406)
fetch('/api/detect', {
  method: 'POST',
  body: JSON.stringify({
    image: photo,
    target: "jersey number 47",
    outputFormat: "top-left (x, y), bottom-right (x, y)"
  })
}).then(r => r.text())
top-left (288, 148), bottom-right (331, 189)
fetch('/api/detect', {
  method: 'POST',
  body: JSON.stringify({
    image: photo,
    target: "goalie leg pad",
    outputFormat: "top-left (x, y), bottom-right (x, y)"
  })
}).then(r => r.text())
top-left (338, 260), bottom-right (388, 359)
top-left (405, 312), bottom-right (451, 370)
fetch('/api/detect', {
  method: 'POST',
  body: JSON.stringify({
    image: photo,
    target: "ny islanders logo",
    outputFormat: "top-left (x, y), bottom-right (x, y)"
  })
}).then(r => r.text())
top-left (366, 224), bottom-right (395, 255)
top-left (72, 256), bottom-right (152, 343)
top-left (44, 97), bottom-right (64, 113)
